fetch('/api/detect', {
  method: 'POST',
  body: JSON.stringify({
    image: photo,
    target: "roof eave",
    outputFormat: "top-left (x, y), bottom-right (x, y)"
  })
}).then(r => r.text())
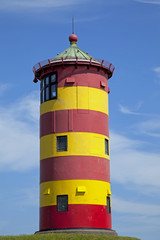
top-left (34, 59), bottom-right (114, 80)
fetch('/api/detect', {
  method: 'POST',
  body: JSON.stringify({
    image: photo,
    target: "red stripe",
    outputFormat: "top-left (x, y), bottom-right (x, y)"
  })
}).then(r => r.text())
top-left (40, 204), bottom-right (111, 230)
top-left (56, 65), bottom-right (109, 92)
top-left (37, 63), bottom-right (111, 85)
top-left (40, 156), bottom-right (110, 183)
top-left (40, 109), bottom-right (109, 137)
top-left (59, 72), bottom-right (108, 91)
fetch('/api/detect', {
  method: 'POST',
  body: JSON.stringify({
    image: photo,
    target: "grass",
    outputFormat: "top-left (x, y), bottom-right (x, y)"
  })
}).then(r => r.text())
top-left (0, 233), bottom-right (141, 240)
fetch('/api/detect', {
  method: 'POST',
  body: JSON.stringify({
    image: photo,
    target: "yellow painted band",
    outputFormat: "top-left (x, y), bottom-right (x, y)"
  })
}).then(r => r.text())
top-left (40, 86), bottom-right (108, 115)
top-left (40, 132), bottom-right (109, 160)
top-left (40, 179), bottom-right (111, 207)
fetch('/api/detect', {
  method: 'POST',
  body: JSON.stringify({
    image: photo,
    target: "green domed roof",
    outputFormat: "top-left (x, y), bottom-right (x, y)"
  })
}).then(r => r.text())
top-left (33, 34), bottom-right (115, 81)
top-left (50, 34), bottom-right (100, 64)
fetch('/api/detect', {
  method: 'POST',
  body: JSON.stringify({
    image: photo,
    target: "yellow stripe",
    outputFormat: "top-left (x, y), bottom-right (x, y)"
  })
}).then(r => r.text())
top-left (40, 132), bottom-right (109, 160)
top-left (40, 86), bottom-right (108, 115)
top-left (40, 179), bottom-right (111, 207)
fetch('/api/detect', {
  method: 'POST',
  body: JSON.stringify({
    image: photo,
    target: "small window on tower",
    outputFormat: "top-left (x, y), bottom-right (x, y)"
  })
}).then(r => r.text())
top-left (40, 73), bottom-right (57, 103)
top-left (57, 195), bottom-right (68, 212)
top-left (50, 73), bottom-right (57, 100)
top-left (45, 76), bottom-right (49, 85)
top-left (45, 87), bottom-right (49, 101)
top-left (51, 84), bottom-right (57, 98)
top-left (105, 139), bottom-right (109, 155)
top-left (107, 196), bottom-right (111, 213)
top-left (57, 136), bottom-right (68, 152)
top-left (40, 79), bottom-right (45, 103)
top-left (51, 73), bottom-right (56, 83)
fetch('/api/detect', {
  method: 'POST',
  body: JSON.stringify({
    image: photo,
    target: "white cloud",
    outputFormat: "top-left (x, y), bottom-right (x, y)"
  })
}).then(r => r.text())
top-left (113, 212), bottom-right (160, 240)
top-left (112, 196), bottom-right (160, 239)
top-left (0, 91), bottom-right (39, 171)
top-left (136, 118), bottom-right (160, 137)
top-left (14, 91), bottom-right (39, 123)
top-left (15, 187), bottom-right (39, 207)
top-left (119, 104), bottom-right (144, 115)
top-left (110, 132), bottom-right (160, 187)
top-left (154, 67), bottom-right (160, 73)
top-left (0, 0), bottom-right (86, 10)
top-left (112, 196), bottom-right (160, 216)
top-left (153, 66), bottom-right (160, 78)
top-left (135, 0), bottom-right (160, 4)
top-left (119, 103), bottom-right (160, 137)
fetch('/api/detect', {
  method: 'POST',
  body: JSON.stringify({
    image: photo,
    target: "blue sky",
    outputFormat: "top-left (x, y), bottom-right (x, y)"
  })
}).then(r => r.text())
top-left (0, 0), bottom-right (160, 240)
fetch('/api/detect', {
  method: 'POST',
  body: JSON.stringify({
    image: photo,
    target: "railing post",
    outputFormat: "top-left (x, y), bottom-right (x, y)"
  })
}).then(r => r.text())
top-left (101, 60), bottom-right (104, 67)
top-left (33, 66), bottom-right (36, 73)
top-left (38, 62), bottom-right (42, 69)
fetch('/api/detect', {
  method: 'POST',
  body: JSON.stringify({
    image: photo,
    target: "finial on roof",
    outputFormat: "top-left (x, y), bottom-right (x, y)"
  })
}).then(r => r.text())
top-left (69, 17), bottom-right (78, 44)
top-left (69, 34), bottom-right (78, 44)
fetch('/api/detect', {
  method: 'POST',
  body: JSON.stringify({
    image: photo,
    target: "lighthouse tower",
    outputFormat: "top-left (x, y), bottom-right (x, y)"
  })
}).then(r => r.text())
top-left (33, 33), bottom-right (116, 235)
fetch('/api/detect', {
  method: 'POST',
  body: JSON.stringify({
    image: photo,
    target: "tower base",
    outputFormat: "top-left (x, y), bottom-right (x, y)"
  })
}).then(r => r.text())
top-left (35, 228), bottom-right (118, 236)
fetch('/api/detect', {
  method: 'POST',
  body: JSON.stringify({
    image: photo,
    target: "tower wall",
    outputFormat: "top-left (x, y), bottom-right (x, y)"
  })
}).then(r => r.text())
top-left (39, 64), bottom-right (112, 231)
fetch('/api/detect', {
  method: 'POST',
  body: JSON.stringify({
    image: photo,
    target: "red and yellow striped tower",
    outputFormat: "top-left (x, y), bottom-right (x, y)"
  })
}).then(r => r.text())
top-left (33, 33), bottom-right (117, 235)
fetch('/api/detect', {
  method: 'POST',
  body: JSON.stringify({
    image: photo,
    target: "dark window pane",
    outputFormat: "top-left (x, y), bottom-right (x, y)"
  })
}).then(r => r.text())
top-left (45, 76), bottom-right (49, 86)
top-left (105, 139), bottom-right (109, 155)
top-left (41, 79), bottom-right (44, 90)
top-left (57, 195), bottom-right (68, 212)
top-left (57, 136), bottom-right (67, 152)
top-left (51, 84), bottom-right (57, 98)
top-left (41, 90), bottom-right (44, 103)
top-left (46, 87), bottom-right (49, 101)
top-left (40, 73), bottom-right (57, 104)
top-left (107, 196), bottom-right (111, 213)
top-left (51, 74), bottom-right (56, 83)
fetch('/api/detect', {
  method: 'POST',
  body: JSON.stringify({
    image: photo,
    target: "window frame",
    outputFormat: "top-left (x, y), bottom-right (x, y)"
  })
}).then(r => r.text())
top-left (107, 196), bottom-right (111, 213)
top-left (105, 138), bottom-right (109, 155)
top-left (57, 195), bottom-right (68, 212)
top-left (40, 72), bottom-right (57, 104)
top-left (57, 135), bottom-right (68, 152)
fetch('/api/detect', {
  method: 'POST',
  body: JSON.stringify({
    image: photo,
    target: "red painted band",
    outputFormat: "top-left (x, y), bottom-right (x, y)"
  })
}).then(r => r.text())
top-left (40, 109), bottom-right (109, 137)
top-left (40, 156), bottom-right (110, 183)
top-left (37, 65), bottom-right (110, 91)
top-left (59, 72), bottom-right (108, 92)
top-left (40, 204), bottom-right (111, 230)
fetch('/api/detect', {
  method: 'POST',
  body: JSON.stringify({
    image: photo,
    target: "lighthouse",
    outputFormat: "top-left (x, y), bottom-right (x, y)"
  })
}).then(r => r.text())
top-left (33, 33), bottom-right (117, 235)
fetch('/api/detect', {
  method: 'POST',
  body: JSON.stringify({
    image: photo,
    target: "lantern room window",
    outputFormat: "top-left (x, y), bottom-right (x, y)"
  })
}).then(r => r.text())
top-left (40, 73), bottom-right (57, 104)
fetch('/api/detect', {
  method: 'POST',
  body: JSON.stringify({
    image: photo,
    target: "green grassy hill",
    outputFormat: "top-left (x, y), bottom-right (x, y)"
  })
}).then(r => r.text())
top-left (0, 233), bottom-right (140, 240)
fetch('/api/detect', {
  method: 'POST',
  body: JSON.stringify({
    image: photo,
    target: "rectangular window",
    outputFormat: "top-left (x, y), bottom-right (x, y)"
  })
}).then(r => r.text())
top-left (107, 196), bottom-right (111, 213)
top-left (57, 195), bottom-right (68, 212)
top-left (46, 87), bottom-right (49, 101)
top-left (45, 76), bottom-right (49, 85)
top-left (40, 79), bottom-right (45, 103)
top-left (51, 84), bottom-right (57, 98)
top-left (57, 136), bottom-right (67, 152)
top-left (50, 73), bottom-right (57, 100)
top-left (105, 139), bottom-right (109, 155)
top-left (51, 73), bottom-right (56, 83)
top-left (40, 73), bottom-right (57, 103)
